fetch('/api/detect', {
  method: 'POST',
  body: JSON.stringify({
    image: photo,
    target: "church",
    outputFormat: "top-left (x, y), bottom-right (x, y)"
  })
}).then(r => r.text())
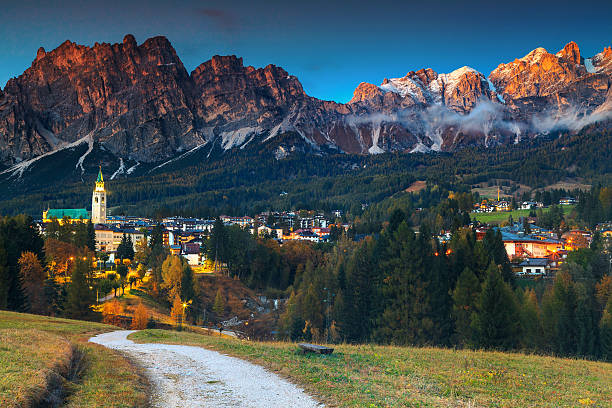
top-left (41, 168), bottom-right (144, 256)
top-left (42, 167), bottom-right (107, 225)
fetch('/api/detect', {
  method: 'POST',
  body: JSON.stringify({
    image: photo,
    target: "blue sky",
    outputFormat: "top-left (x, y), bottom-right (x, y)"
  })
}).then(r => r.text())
top-left (1, 0), bottom-right (610, 103)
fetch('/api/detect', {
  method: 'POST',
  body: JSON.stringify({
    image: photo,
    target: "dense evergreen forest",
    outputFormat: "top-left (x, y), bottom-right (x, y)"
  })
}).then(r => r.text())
top-left (202, 190), bottom-right (612, 361)
top-left (0, 126), bottom-right (611, 220)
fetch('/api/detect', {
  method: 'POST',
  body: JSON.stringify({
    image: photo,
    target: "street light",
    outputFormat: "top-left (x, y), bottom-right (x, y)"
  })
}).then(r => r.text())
top-left (180, 300), bottom-right (192, 330)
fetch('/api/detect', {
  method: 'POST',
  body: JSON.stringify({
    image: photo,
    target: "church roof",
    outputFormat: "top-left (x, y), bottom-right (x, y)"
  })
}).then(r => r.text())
top-left (45, 209), bottom-right (90, 220)
top-left (97, 167), bottom-right (104, 183)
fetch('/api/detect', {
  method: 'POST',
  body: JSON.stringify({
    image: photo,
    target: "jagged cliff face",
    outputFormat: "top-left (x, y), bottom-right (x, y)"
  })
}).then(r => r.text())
top-left (0, 36), bottom-right (611, 167)
top-left (0, 35), bottom-right (204, 164)
top-left (490, 42), bottom-right (612, 117)
top-left (350, 67), bottom-right (498, 113)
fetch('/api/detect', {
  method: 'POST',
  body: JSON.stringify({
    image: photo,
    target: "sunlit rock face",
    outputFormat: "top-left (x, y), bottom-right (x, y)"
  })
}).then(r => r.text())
top-left (489, 42), bottom-right (612, 119)
top-left (0, 36), bottom-right (611, 166)
top-left (0, 35), bottom-right (203, 164)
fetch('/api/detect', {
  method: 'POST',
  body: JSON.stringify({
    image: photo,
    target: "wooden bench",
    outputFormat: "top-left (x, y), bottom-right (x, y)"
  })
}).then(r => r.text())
top-left (298, 343), bottom-right (334, 355)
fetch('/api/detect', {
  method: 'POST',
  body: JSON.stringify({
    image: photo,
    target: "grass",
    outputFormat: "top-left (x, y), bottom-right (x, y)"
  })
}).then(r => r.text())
top-left (0, 311), bottom-right (148, 407)
top-left (471, 205), bottom-right (575, 224)
top-left (130, 329), bottom-right (612, 408)
top-left (0, 328), bottom-right (72, 406)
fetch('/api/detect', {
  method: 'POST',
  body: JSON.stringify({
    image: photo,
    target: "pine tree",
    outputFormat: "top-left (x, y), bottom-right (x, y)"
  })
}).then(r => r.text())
top-left (471, 262), bottom-right (520, 350)
top-left (161, 255), bottom-right (183, 302)
top-left (0, 215), bottom-right (44, 312)
top-left (125, 235), bottom-right (135, 260)
top-left (519, 288), bottom-right (542, 350)
top-left (552, 271), bottom-right (578, 355)
top-left (86, 220), bottom-right (96, 251)
top-left (43, 271), bottom-right (66, 316)
top-left (170, 295), bottom-right (184, 327)
top-left (0, 241), bottom-right (10, 309)
top-left (575, 283), bottom-right (598, 357)
top-left (212, 288), bottom-right (225, 316)
top-left (116, 234), bottom-right (131, 261)
top-left (64, 259), bottom-right (95, 320)
top-left (429, 238), bottom-right (454, 346)
top-left (599, 296), bottom-right (612, 361)
top-left (207, 218), bottom-right (228, 272)
top-left (482, 229), bottom-right (514, 286)
top-left (376, 222), bottom-right (434, 345)
top-left (343, 239), bottom-right (375, 342)
top-left (452, 267), bottom-right (480, 346)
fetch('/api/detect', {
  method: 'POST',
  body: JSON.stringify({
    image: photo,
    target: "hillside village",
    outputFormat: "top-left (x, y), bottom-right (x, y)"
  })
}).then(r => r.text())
top-left (39, 168), bottom-right (350, 269)
top-left (37, 170), bottom-right (612, 282)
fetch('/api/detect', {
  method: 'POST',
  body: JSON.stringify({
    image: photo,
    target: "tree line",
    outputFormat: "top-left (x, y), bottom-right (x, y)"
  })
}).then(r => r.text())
top-left (276, 210), bottom-right (612, 360)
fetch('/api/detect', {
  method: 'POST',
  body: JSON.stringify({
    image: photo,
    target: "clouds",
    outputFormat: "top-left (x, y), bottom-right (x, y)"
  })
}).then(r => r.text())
top-left (198, 8), bottom-right (238, 31)
top-left (197, 7), bottom-right (241, 41)
top-left (343, 97), bottom-right (612, 152)
top-left (531, 99), bottom-right (612, 134)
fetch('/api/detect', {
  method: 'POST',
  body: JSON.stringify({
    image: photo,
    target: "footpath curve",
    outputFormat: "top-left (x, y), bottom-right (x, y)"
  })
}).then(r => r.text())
top-left (90, 330), bottom-right (323, 408)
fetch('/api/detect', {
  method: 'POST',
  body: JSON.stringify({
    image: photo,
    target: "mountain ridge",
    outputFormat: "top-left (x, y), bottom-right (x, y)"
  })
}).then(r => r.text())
top-left (1, 35), bottom-right (611, 169)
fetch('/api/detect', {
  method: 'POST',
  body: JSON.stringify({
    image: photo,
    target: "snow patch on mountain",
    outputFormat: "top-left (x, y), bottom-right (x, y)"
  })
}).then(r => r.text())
top-left (584, 58), bottom-right (596, 73)
top-left (150, 143), bottom-right (207, 172)
top-left (487, 79), bottom-right (505, 103)
top-left (75, 133), bottom-right (94, 175)
top-left (437, 66), bottom-right (479, 94)
top-left (410, 142), bottom-right (431, 153)
top-left (110, 158), bottom-right (125, 180)
top-left (126, 162), bottom-right (140, 175)
top-left (221, 127), bottom-right (262, 150)
top-left (378, 66), bottom-right (488, 107)
top-left (1, 134), bottom-right (93, 179)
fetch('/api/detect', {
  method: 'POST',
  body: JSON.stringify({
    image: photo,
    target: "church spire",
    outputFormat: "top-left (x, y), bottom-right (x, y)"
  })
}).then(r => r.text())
top-left (95, 166), bottom-right (105, 192)
top-left (97, 166), bottom-right (104, 183)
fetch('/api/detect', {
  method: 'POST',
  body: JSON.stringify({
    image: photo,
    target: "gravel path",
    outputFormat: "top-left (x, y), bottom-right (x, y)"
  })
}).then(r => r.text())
top-left (90, 330), bottom-right (323, 408)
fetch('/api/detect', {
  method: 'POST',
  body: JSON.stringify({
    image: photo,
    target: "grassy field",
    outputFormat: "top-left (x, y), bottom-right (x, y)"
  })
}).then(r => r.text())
top-left (130, 329), bottom-right (611, 408)
top-left (471, 205), bottom-right (576, 224)
top-left (0, 311), bottom-right (148, 408)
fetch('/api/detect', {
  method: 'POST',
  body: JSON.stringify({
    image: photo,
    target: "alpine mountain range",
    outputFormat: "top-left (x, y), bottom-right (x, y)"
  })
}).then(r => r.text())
top-left (1, 34), bottom-right (612, 179)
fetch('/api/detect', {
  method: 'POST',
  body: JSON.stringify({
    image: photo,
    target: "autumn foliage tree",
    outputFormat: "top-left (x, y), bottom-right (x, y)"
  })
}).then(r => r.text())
top-left (18, 252), bottom-right (46, 314)
top-left (170, 295), bottom-right (184, 327)
top-left (131, 301), bottom-right (149, 330)
top-left (102, 298), bottom-right (124, 326)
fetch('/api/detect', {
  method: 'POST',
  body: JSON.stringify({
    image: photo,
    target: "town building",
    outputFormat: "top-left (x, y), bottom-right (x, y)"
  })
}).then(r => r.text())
top-left (94, 225), bottom-right (145, 254)
top-left (220, 215), bottom-right (254, 227)
top-left (518, 258), bottom-right (550, 276)
top-left (501, 231), bottom-right (564, 259)
top-left (559, 197), bottom-right (577, 205)
top-left (42, 208), bottom-right (90, 224)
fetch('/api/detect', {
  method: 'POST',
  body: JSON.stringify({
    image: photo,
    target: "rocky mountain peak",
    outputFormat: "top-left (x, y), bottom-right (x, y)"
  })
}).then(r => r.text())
top-left (489, 43), bottom-right (585, 100)
top-left (349, 82), bottom-right (384, 104)
top-left (591, 46), bottom-right (612, 73)
top-left (123, 34), bottom-right (137, 47)
top-left (556, 41), bottom-right (581, 65)
top-left (35, 47), bottom-right (46, 62)
top-left (1, 36), bottom-right (611, 169)
top-left (0, 35), bottom-right (197, 164)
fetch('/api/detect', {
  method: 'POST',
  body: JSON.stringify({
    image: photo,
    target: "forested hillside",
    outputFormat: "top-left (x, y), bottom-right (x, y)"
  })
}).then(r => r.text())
top-left (0, 126), bottom-right (611, 219)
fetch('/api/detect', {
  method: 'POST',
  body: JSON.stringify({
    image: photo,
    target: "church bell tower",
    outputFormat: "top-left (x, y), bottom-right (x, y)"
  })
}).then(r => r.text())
top-left (92, 167), bottom-right (107, 224)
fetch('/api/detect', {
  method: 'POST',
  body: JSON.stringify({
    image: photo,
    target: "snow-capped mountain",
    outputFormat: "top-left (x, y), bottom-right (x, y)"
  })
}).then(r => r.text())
top-left (1, 35), bottom-right (612, 171)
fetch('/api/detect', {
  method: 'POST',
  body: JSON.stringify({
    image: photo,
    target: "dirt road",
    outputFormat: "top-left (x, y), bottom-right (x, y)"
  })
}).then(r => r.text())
top-left (90, 330), bottom-right (322, 408)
